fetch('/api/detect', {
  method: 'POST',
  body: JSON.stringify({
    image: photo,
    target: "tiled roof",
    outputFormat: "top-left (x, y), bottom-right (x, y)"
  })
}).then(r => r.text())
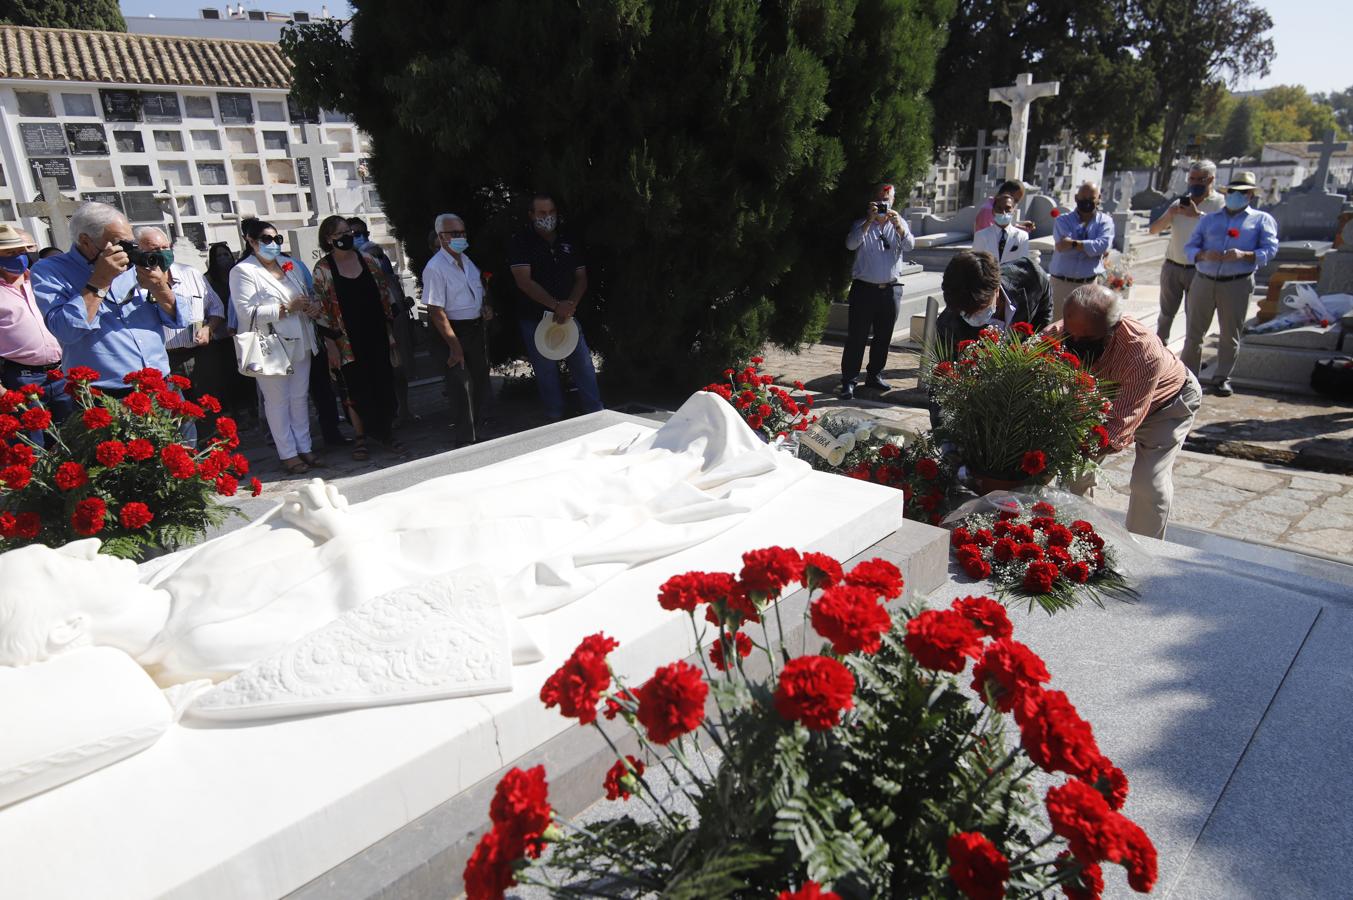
top-left (1264, 141), bottom-right (1353, 160)
top-left (0, 24), bottom-right (291, 90)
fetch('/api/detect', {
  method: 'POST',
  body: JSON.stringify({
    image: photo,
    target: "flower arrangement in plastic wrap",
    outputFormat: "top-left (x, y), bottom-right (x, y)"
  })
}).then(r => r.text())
top-left (0, 366), bottom-right (258, 559)
top-left (702, 357), bottom-right (816, 443)
top-left (463, 547), bottom-right (1157, 899)
top-left (1100, 250), bottom-right (1135, 295)
top-left (946, 494), bottom-right (1138, 613)
top-left (929, 324), bottom-right (1114, 491)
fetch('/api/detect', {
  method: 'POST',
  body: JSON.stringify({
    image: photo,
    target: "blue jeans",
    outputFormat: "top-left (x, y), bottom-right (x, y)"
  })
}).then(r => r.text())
top-left (516, 316), bottom-right (603, 420)
top-left (1, 363), bottom-right (74, 447)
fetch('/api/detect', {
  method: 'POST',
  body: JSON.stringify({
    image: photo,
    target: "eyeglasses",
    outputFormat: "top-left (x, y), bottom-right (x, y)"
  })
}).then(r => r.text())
top-left (257, 234), bottom-right (285, 246)
top-left (439, 230), bottom-right (467, 238)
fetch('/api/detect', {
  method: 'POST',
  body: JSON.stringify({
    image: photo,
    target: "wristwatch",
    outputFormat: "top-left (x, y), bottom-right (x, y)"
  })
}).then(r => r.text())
top-left (84, 283), bottom-right (108, 301)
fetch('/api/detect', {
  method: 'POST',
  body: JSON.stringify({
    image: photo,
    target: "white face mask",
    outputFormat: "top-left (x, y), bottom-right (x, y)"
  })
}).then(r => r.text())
top-left (534, 214), bottom-right (557, 233)
top-left (961, 304), bottom-right (996, 328)
top-left (993, 212), bottom-right (1014, 227)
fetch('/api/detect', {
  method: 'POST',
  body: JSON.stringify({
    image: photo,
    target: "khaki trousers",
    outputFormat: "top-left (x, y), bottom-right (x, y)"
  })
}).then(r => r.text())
top-left (1050, 276), bottom-right (1093, 321)
top-left (1156, 260), bottom-right (1196, 342)
top-left (1180, 273), bottom-right (1253, 383)
top-left (1125, 371), bottom-right (1202, 539)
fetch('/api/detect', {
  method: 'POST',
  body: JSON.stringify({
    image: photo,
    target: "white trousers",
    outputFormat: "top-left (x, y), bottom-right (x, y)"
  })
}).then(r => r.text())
top-left (1125, 371), bottom-right (1202, 540)
top-left (256, 351), bottom-right (312, 460)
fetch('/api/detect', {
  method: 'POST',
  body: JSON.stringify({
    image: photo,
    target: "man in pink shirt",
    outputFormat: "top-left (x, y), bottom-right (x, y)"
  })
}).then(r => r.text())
top-left (0, 223), bottom-right (71, 443)
top-left (974, 179), bottom-right (1034, 233)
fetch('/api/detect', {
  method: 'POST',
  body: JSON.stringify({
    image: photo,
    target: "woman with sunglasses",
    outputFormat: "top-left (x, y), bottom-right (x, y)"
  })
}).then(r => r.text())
top-left (230, 218), bottom-right (325, 475)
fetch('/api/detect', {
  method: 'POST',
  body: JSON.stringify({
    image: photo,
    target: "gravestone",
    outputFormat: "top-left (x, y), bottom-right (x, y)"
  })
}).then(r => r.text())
top-left (63, 123), bottom-right (108, 156)
top-left (1316, 219), bottom-right (1353, 295)
top-left (1267, 190), bottom-right (1346, 241)
top-left (909, 204), bottom-right (977, 248)
top-left (1024, 194), bottom-right (1066, 238)
top-left (287, 224), bottom-right (325, 271)
top-left (290, 125), bottom-right (340, 225)
top-left (154, 179), bottom-right (205, 263)
top-left (1131, 187), bottom-right (1168, 211)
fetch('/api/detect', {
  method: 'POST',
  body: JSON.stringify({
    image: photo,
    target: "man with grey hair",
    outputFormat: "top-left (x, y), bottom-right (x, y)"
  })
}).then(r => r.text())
top-left (31, 202), bottom-right (185, 394)
top-left (1056, 283), bottom-right (1201, 539)
top-left (1048, 180), bottom-right (1115, 319)
top-left (423, 212), bottom-right (492, 447)
top-left (1147, 159), bottom-right (1223, 343)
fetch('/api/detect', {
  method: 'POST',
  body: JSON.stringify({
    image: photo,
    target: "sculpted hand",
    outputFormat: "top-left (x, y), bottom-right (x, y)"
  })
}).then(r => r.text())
top-left (281, 478), bottom-right (351, 541)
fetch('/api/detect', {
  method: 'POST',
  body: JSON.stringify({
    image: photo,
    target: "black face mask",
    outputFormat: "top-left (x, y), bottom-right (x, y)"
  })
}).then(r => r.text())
top-left (1075, 197), bottom-right (1097, 214)
top-left (1064, 334), bottom-right (1108, 366)
top-left (332, 234), bottom-right (355, 251)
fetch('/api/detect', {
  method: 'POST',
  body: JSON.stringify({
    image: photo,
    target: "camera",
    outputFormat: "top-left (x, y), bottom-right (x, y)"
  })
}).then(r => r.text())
top-left (875, 200), bottom-right (890, 215)
top-left (117, 240), bottom-right (171, 270)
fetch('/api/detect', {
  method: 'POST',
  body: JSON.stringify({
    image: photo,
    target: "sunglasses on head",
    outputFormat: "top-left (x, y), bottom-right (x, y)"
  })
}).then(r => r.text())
top-left (257, 234), bottom-right (285, 246)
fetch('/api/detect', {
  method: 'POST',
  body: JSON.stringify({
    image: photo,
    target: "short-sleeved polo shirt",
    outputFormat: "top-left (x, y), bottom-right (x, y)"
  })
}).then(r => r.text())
top-left (507, 227), bottom-right (585, 320)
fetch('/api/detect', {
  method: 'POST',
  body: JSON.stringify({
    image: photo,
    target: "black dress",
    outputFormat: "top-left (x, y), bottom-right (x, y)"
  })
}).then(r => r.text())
top-left (330, 258), bottom-right (397, 442)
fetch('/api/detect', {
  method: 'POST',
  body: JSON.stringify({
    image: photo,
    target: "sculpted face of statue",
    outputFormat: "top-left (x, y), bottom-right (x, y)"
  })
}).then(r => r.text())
top-left (0, 540), bottom-right (170, 667)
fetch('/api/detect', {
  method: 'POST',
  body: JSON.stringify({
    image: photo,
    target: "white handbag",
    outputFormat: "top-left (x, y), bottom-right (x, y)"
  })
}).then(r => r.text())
top-left (234, 308), bottom-right (297, 377)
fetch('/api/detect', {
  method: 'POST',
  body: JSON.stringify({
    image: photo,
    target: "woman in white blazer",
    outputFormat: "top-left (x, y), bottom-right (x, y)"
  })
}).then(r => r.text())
top-left (229, 219), bottom-right (322, 474)
top-left (971, 193), bottom-right (1030, 264)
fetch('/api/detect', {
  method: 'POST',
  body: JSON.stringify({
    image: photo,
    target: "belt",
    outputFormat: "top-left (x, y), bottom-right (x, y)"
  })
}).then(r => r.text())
top-left (1, 357), bottom-right (61, 375)
top-left (853, 279), bottom-right (897, 289)
top-left (1196, 271), bottom-right (1254, 283)
top-left (1165, 259), bottom-right (1195, 270)
top-left (1051, 274), bottom-right (1096, 284)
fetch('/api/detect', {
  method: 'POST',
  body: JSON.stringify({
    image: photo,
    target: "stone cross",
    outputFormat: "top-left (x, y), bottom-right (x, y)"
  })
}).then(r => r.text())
top-left (289, 124), bottom-right (340, 225)
top-left (153, 180), bottom-right (191, 243)
top-left (1306, 130), bottom-right (1348, 194)
top-left (989, 73), bottom-right (1060, 183)
top-left (17, 175), bottom-right (82, 250)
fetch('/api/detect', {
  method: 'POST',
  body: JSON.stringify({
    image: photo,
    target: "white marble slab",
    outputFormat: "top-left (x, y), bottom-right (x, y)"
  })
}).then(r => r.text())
top-left (0, 422), bottom-right (908, 900)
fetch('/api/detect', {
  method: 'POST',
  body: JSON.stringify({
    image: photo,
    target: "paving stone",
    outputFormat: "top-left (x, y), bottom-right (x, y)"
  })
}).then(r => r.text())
top-left (1173, 460), bottom-right (1210, 478)
top-left (1169, 496), bottom-right (1227, 529)
top-left (1289, 475), bottom-right (1343, 494)
top-left (1322, 493), bottom-right (1353, 515)
top-left (1246, 492), bottom-right (1322, 518)
top-left (1298, 509), bottom-right (1353, 532)
top-left (1203, 466), bottom-right (1286, 493)
top-left (1214, 508), bottom-right (1290, 540)
top-left (1285, 528), bottom-right (1353, 558)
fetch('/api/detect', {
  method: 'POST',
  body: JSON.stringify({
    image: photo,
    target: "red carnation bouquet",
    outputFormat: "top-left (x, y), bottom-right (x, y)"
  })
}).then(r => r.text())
top-left (929, 325), bottom-right (1114, 489)
top-left (0, 367), bottom-right (254, 559)
top-left (702, 357), bottom-right (816, 442)
top-left (948, 497), bottom-right (1137, 612)
top-left (464, 546), bottom-right (1156, 898)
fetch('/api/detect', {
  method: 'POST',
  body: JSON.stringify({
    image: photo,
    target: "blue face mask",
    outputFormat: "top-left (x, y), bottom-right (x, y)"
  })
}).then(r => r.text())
top-left (256, 242), bottom-right (282, 261)
top-left (0, 253), bottom-right (29, 275)
top-left (1225, 192), bottom-right (1249, 211)
top-left (993, 212), bottom-right (1014, 227)
top-left (353, 235), bottom-right (370, 250)
top-left (449, 237), bottom-right (469, 253)
top-left (1188, 183), bottom-right (1208, 198)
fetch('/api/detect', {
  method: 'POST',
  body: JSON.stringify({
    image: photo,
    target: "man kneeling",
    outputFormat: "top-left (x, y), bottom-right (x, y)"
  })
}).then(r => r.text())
top-left (1058, 284), bottom-right (1201, 540)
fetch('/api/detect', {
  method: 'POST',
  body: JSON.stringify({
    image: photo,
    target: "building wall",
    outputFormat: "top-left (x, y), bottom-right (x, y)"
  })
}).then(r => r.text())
top-left (0, 80), bottom-right (383, 251)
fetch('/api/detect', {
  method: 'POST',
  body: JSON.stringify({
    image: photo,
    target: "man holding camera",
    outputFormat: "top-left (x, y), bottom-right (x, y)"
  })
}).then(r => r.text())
top-left (1147, 159), bottom-right (1224, 343)
top-left (32, 201), bottom-right (184, 395)
top-left (840, 182), bottom-right (914, 399)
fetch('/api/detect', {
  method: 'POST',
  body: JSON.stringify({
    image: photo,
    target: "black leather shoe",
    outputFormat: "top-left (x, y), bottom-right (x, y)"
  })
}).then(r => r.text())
top-left (865, 376), bottom-right (893, 391)
top-left (1212, 380), bottom-right (1234, 397)
top-left (838, 382), bottom-right (855, 400)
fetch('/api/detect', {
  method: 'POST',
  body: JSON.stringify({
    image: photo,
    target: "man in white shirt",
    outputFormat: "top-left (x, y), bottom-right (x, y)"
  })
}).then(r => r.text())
top-left (423, 212), bottom-right (492, 447)
top-left (1146, 159), bottom-right (1225, 343)
top-left (971, 192), bottom-right (1029, 264)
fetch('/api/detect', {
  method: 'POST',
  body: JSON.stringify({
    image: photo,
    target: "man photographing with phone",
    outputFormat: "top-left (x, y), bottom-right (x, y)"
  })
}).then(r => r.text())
top-left (1147, 159), bottom-right (1223, 344)
top-left (840, 182), bottom-right (914, 399)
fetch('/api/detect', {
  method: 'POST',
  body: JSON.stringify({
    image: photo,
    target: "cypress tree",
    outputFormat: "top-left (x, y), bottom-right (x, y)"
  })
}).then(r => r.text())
top-left (285, 0), bottom-right (953, 389)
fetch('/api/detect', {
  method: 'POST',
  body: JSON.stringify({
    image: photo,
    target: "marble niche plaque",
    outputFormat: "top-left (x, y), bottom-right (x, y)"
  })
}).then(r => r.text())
top-left (140, 92), bottom-right (182, 123)
top-left (30, 158), bottom-right (75, 191)
top-left (121, 191), bottom-right (164, 224)
top-left (99, 89), bottom-right (141, 123)
top-left (64, 123), bottom-right (109, 156)
top-left (19, 123), bottom-right (68, 157)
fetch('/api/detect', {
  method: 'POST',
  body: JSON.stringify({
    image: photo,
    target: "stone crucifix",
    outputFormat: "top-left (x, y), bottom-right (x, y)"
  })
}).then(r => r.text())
top-left (17, 176), bottom-right (83, 250)
top-left (989, 73), bottom-right (1060, 184)
top-left (289, 124), bottom-right (340, 225)
top-left (1306, 130), bottom-right (1348, 194)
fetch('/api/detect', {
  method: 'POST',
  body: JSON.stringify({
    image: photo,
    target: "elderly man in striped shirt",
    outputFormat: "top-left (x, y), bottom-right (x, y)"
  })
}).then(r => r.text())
top-left (1058, 284), bottom-right (1202, 540)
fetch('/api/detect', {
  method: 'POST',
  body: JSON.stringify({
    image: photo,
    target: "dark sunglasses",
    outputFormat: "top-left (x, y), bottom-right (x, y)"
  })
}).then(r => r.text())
top-left (257, 234), bottom-right (285, 246)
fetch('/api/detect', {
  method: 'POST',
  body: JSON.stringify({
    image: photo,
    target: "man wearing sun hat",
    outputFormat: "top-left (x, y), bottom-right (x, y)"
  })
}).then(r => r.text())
top-left (1181, 170), bottom-right (1279, 396)
top-left (0, 222), bottom-right (72, 442)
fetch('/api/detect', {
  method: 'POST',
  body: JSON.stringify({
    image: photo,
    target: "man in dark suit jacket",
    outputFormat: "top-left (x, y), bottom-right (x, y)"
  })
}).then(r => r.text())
top-left (929, 250), bottom-right (1052, 426)
top-left (934, 250), bottom-right (1051, 350)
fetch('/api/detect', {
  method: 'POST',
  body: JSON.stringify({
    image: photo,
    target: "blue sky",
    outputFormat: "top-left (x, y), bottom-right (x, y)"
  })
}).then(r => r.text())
top-left (119, 0), bottom-right (1347, 95)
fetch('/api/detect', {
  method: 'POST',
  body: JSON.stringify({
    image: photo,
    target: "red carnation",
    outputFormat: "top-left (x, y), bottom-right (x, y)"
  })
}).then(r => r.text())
top-left (1056, 851), bottom-right (1105, 900)
top-left (603, 687), bottom-right (637, 721)
top-left (1046, 781), bottom-right (1157, 892)
top-left (800, 551), bottom-right (844, 590)
top-left (1, 463), bottom-right (33, 490)
top-left (54, 461), bottom-right (88, 491)
top-left (635, 660), bottom-right (708, 744)
top-left (774, 655), bottom-right (856, 731)
top-left (1046, 524), bottom-right (1075, 547)
top-left (740, 545), bottom-right (803, 598)
top-left (811, 584), bottom-right (892, 655)
top-left (1088, 759), bottom-right (1131, 811)
top-left (489, 765), bottom-right (552, 860)
top-left (971, 638), bottom-right (1051, 716)
top-left (281, 261), bottom-right (296, 273)
top-left (0, 414), bottom-right (19, 439)
top-left (934, 361), bottom-right (957, 378)
top-left (777, 883), bottom-right (841, 900)
top-left (1032, 501), bottom-right (1056, 515)
top-left (250, 477), bottom-right (263, 497)
top-left (71, 496), bottom-right (107, 535)
top-left (3, 443), bottom-right (34, 467)
top-left (750, 355), bottom-right (764, 365)
top-left (1017, 543), bottom-right (1045, 561)
top-left (708, 630), bottom-right (753, 671)
top-left (0, 390), bottom-right (22, 414)
top-left (1018, 689), bottom-right (1103, 779)
top-left (215, 474), bottom-right (238, 496)
top-left (6, 510), bottom-right (41, 539)
top-left (1051, 207), bottom-right (1061, 217)
top-left (127, 438), bottom-right (155, 461)
top-left (19, 407), bottom-right (51, 431)
top-left (230, 453), bottom-right (250, 475)
top-left (160, 443), bottom-right (196, 479)
top-left (658, 571), bottom-right (737, 613)
top-left (1227, 227), bottom-right (1239, 238)
top-left (180, 402), bottom-right (205, 419)
top-left (951, 594), bottom-right (1012, 640)
top-left (915, 457), bottom-right (940, 480)
top-left (197, 393), bottom-right (222, 414)
top-left (1023, 560), bottom-right (1060, 593)
top-left (1090, 425), bottom-right (1111, 449)
top-left (82, 407), bottom-right (113, 430)
top-left (66, 366), bottom-right (100, 383)
top-left (843, 557), bottom-right (904, 599)
top-left (961, 554), bottom-right (993, 580)
top-left (119, 502), bottom-right (154, 530)
top-left (951, 527), bottom-right (973, 548)
top-left (462, 829), bottom-right (514, 900)
top-left (167, 374), bottom-right (192, 391)
top-left (1063, 562), bottom-right (1091, 583)
top-left (946, 831), bottom-right (1010, 900)
top-left (603, 755), bottom-right (645, 801)
top-left (540, 632), bottom-right (618, 725)
top-left (122, 392), bottom-right (152, 415)
top-left (94, 440), bottom-right (126, 468)
top-left (1012, 321), bottom-right (1035, 337)
top-left (992, 537), bottom-right (1018, 562)
top-left (746, 413), bottom-right (764, 430)
top-left (904, 609), bottom-right (984, 673)
top-left (878, 442), bottom-right (900, 460)
top-left (1021, 450), bottom-right (1047, 476)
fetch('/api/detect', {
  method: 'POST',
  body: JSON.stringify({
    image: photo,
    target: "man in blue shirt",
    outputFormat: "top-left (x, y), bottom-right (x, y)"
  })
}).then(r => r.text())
top-left (30, 202), bottom-right (184, 395)
top-left (1048, 181), bottom-right (1115, 320)
top-left (1182, 171), bottom-right (1279, 396)
top-left (840, 182), bottom-right (914, 400)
